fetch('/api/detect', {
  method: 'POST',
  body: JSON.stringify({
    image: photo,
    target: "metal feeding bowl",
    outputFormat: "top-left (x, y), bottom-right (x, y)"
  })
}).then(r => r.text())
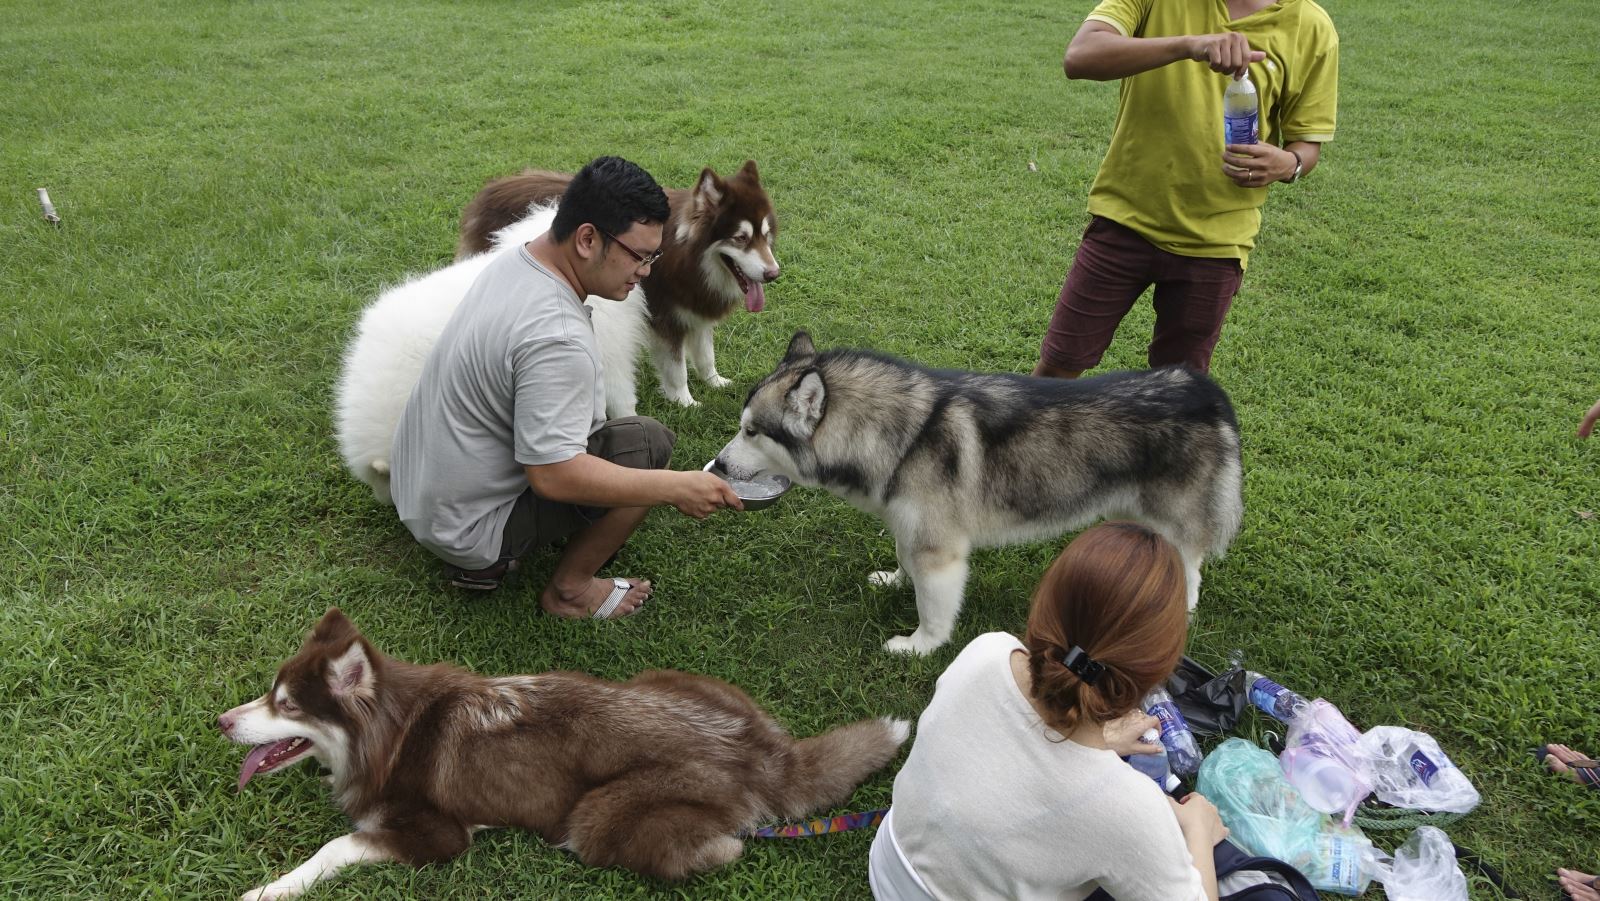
top-left (703, 459), bottom-right (793, 511)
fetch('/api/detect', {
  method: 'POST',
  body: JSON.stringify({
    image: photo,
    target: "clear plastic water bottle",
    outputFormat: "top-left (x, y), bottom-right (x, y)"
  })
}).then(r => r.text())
top-left (1144, 687), bottom-right (1204, 775)
top-left (1303, 824), bottom-right (1378, 896)
top-left (1223, 70), bottom-right (1259, 145)
top-left (1245, 671), bottom-right (1310, 723)
top-left (1124, 728), bottom-right (1180, 792)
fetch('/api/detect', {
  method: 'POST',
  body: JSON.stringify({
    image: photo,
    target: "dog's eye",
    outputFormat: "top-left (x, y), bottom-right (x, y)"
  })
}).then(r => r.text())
top-left (735, 234), bottom-right (749, 245)
top-left (278, 699), bottom-right (299, 714)
top-left (743, 426), bottom-right (757, 437)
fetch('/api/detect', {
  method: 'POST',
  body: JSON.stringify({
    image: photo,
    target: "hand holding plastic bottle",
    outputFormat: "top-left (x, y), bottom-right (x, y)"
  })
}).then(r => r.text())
top-left (1187, 31), bottom-right (1264, 77)
top-left (1223, 143), bottom-right (1299, 188)
top-left (1103, 709), bottom-right (1163, 756)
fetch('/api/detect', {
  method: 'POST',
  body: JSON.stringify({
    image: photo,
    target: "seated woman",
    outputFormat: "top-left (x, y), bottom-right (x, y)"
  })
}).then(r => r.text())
top-left (869, 521), bottom-right (1229, 901)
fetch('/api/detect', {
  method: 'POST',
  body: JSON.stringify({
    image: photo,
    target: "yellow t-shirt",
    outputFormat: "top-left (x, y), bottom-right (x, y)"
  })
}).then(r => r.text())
top-left (1084, 0), bottom-right (1338, 266)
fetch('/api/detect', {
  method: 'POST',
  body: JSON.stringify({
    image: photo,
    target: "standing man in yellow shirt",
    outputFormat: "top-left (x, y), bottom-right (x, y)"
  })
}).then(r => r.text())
top-left (1034, 0), bottom-right (1339, 378)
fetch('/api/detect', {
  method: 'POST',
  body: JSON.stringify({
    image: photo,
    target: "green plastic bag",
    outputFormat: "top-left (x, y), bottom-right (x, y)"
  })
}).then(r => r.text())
top-left (1196, 738), bottom-right (1377, 895)
top-left (1197, 739), bottom-right (1323, 864)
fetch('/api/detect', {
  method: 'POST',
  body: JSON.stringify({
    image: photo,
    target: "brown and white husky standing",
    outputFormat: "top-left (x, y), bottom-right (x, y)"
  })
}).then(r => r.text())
top-left (218, 609), bottom-right (907, 899)
top-left (458, 160), bottom-right (781, 408)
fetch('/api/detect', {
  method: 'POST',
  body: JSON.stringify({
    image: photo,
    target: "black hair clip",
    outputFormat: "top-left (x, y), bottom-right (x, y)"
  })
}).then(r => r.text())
top-left (1061, 646), bottom-right (1105, 685)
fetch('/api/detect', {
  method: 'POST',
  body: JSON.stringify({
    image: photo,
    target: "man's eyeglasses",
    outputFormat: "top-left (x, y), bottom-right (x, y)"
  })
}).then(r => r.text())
top-left (598, 228), bottom-right (664, 268)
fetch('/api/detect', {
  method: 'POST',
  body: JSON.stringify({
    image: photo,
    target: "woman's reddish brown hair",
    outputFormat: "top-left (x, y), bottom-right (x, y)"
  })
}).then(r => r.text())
top-left (1024, 521), bottom-right (1188, 736)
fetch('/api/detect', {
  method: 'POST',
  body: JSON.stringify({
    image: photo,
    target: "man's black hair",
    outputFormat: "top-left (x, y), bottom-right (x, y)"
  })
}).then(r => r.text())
top-left (549, 156), bottom-right (670, 243)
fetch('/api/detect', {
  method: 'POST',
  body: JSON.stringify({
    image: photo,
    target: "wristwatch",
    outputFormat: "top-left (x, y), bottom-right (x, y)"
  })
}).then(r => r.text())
top-left (1284, 149), bottom-right (1304, 184)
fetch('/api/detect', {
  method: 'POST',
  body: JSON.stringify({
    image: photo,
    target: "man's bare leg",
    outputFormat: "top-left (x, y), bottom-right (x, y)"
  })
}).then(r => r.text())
top-left (541, 506), bottom-right (653, 619)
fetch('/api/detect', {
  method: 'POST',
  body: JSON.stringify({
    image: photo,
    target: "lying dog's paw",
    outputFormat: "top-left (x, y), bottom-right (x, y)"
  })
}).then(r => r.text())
top-left (867, 569), bottom-right (904, 588)
top-left (242, 880), bottom-right (307, 901)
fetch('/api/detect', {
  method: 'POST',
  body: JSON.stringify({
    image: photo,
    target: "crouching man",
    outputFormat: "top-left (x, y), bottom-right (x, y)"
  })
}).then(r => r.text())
top-left (392, 156), bottom-right (740, 618)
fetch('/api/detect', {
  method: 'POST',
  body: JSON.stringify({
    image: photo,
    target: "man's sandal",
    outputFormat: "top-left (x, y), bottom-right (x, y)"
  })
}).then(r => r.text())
top-left (449, 559), bottom-right (518, 591)
top-left (1534, 746), bottom-right (1600, 789)
top-left (591, 578), bottom-right (639, 619)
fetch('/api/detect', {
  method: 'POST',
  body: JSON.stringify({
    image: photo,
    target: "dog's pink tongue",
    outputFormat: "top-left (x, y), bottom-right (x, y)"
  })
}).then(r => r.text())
top-left (745, 279), bottom-right (766, 313)
top-left (237, 741), bottom-right (283, 791)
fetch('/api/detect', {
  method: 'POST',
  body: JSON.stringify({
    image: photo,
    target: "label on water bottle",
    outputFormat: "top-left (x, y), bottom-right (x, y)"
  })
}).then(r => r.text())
top-left (1407, 747), bottom-right (1440, 786)
top-left (1316, 835), bottom-right (1364, 895)
top-left (1225, 111), bottom-right (1258, 145)
top-left (1248, 677), bottom-right (1289, 720)
top-left (1149, 700), bottom-right (1182, 739)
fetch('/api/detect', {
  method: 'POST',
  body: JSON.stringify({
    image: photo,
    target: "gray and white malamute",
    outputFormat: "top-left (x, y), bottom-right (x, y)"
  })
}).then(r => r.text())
top-left (713, 332), bottom-right (1244, 655)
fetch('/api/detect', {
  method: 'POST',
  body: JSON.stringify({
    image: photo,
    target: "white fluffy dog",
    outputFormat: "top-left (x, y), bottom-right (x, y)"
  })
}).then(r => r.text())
top-left (333, 207), bottom-right (650, 505)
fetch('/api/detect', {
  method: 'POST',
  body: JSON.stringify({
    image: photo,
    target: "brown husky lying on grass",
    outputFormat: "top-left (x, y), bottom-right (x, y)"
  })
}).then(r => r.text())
top-left (218, 609), bottom-right (908, 899)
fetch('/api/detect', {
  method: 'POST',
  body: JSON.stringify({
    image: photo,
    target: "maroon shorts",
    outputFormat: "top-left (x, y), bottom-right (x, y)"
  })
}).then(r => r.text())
top-left (1039, 217), bottom-right (1244, 373)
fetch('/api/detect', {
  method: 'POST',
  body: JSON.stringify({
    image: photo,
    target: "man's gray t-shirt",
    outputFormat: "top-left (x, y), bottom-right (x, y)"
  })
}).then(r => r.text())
top-left (391, 245), bottom-right (605, 570)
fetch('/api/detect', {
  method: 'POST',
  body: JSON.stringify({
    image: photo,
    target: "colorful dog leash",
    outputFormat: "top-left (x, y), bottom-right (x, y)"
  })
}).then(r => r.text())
top-left (747, 808), bottom-right (888, 838)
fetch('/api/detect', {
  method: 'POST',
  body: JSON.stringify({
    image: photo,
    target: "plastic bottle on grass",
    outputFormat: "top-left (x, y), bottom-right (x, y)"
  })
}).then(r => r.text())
top-left (1224, 70), bottom-right (1260, 145)
top-left (1244, 671), bottom-right (1310, 723)
top-left (1304, 823), bottom-right (1378, 896)
top-left (1144, 687), bottom-right (1204, 775)
top-left (1356, 726), bottom-right (1481, 814)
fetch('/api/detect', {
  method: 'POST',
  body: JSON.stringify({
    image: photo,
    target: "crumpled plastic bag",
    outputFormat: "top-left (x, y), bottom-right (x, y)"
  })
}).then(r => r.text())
top-left (1374, 826), bottom-right (1468, 901)
top-left (1166, 656), bottom-right (1247, 736)
top-left (1354, 726), bottom-right (1480, 815)
top-left (1197, 738), bottom-right (1325, 867)
top-left (1198, 738), bottom-right (1379, 895)
top-left (1282, 700), bottom-right (1373, 825)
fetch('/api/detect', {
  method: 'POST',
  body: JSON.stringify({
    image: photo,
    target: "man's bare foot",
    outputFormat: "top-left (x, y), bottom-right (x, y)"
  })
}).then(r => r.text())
top-left (1558, 868), bottom-right (1599, 901)
top-left (1543, 744), bottom-right (1600, 783)
top-left (541, 576), bottom-right (651, 620)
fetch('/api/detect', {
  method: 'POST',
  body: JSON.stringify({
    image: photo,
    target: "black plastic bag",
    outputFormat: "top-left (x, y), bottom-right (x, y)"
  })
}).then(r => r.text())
top-left (1166, 656), bottom-right (1247, 736)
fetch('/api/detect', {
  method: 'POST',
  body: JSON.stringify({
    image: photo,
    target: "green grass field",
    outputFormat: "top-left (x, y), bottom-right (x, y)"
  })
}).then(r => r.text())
top-left (3, 0), bottom-right (1597, 897)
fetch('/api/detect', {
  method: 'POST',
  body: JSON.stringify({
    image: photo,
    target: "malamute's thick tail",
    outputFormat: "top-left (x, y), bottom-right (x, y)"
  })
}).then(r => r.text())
top-left (1207, 423), bottom-right (1245, 559)
top-left (773, 717), bottom-right (910, 818)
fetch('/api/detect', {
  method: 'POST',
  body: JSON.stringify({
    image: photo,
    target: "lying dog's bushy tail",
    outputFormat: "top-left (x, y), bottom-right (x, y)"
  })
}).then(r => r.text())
top-left (772, 717), bottom-right (910, 818)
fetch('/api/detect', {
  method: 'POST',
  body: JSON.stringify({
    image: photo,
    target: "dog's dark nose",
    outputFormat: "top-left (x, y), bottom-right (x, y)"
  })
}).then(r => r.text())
top-left (218, 712), bottom-right (235, 735)
top-left (763, 266), bottom-right (780, 282)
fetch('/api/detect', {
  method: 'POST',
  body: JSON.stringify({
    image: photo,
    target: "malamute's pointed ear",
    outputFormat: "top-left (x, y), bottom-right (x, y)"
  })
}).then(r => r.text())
top-left (738, 159), bottom-right (760, 181)
top-left (327, 640), bottom-right (375, 701)
top-left (783, 330), bottom-right (816, 364)
top-left (312, 607), bottom-right (357, 643)
top-left (786, 370), bottom-right (826, 431)
top-left (692, 167), bottom-right (726, 214)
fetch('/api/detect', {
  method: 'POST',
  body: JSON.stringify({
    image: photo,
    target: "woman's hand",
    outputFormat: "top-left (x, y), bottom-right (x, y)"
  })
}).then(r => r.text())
top-left (1102, 710), bottom-right (1162, 756)
top-left (1170, 793), bottom-right (1230, 847)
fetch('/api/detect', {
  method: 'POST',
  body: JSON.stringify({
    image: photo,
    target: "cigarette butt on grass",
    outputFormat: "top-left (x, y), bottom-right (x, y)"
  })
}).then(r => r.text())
top-left (37, 188), bottom-right (61, 225)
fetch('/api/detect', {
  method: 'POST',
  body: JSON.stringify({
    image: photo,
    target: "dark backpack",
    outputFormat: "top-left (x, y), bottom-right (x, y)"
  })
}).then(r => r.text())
top-left (1084, 839), bottom-right (1319, 901)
